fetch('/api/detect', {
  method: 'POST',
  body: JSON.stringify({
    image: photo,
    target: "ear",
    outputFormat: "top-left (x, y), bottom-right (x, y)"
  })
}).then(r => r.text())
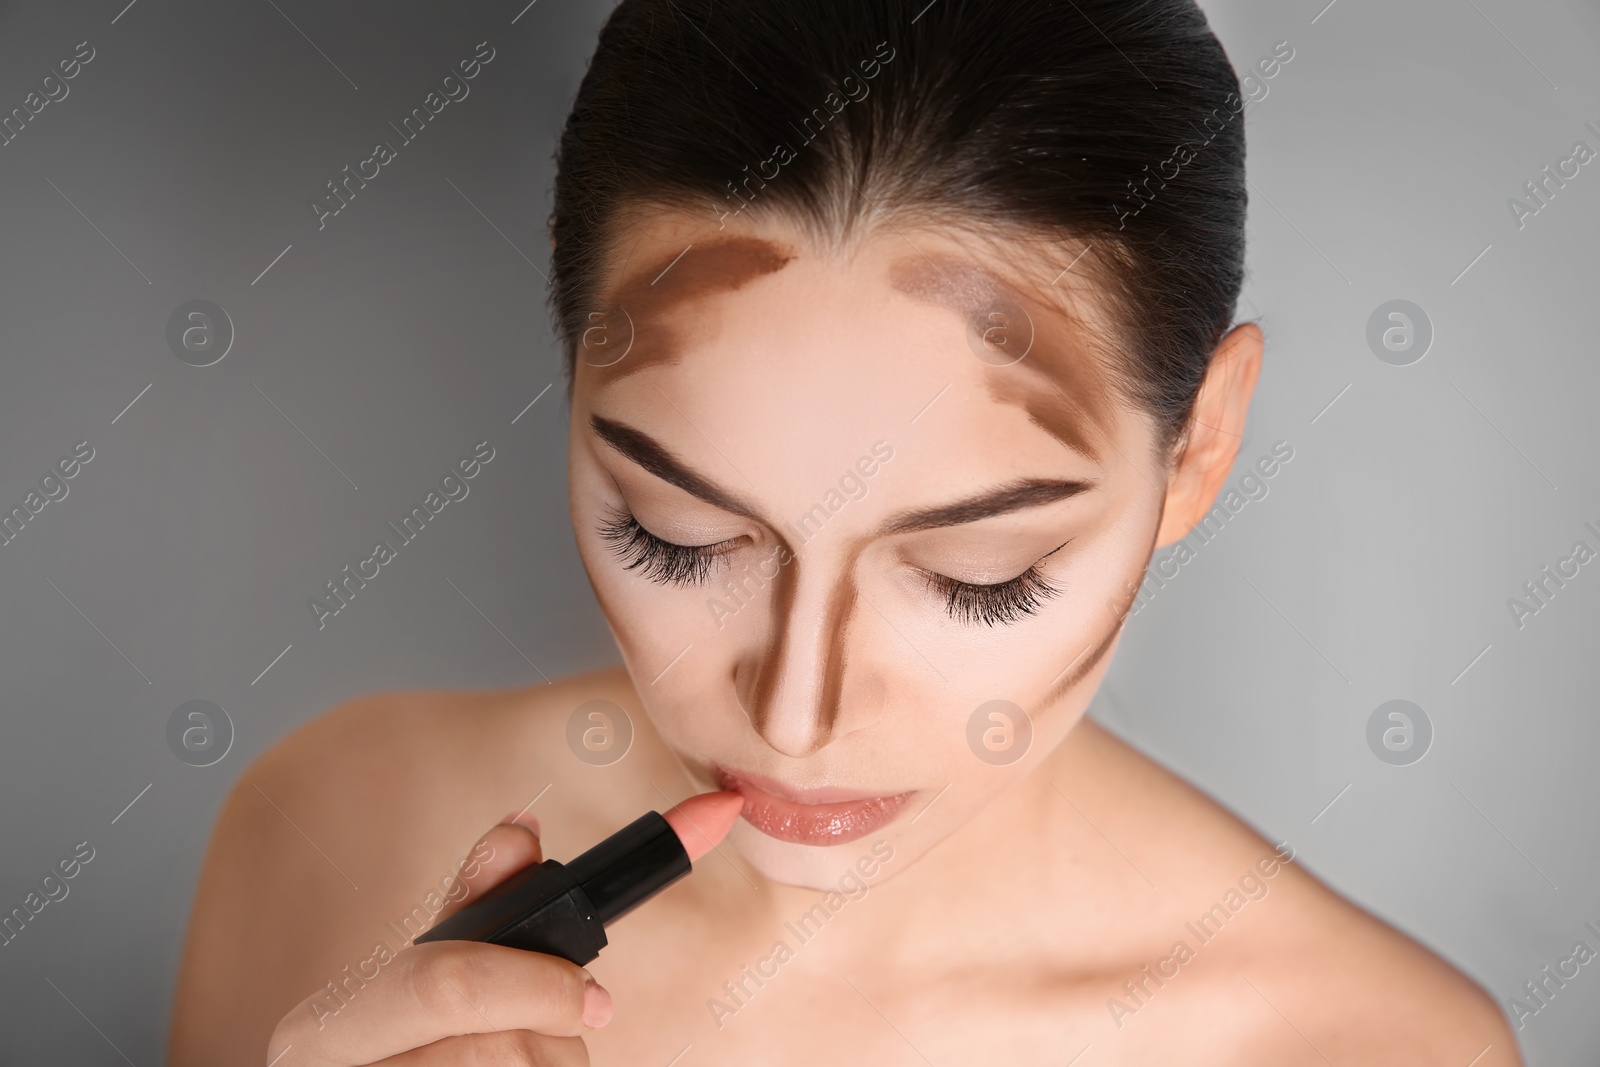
top-left (1153, 322), bottom-right (1263, 548)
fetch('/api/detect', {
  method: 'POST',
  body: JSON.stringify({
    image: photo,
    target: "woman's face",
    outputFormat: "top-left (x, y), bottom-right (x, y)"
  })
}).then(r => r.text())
top-left (567, 208), bottom-right (1175, 889)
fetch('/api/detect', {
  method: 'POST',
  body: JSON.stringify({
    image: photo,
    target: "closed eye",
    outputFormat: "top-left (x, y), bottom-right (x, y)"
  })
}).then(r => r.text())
top-left (598, 501), bottom-right (1070, 629)
top-left (919, 540), bottom-right (1069, 626)
top-left (596, 505), bottom-right (737, 585)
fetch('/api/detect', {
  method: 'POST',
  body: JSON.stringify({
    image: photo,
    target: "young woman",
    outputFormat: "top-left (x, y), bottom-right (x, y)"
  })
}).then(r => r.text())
top-left (170, 1), bottom-right (1521, 1063)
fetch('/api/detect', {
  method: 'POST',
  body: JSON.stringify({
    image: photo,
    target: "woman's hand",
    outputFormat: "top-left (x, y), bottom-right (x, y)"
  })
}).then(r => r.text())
top-left (264, 812), bottom-right (614, 1066)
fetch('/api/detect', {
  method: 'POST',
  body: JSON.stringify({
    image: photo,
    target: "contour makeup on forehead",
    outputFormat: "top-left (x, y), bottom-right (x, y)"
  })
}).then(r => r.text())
top-left (886, 251), bottom-right (1117, 465)
top-left (588, 236), bottom-right (797, 385)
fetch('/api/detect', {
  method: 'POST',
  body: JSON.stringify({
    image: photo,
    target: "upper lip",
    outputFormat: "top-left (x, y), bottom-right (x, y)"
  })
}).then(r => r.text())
top-left (713, 764), bottom-right (909, 806)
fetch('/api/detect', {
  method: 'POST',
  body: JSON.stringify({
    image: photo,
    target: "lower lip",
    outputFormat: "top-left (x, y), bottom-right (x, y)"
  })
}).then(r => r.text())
top-left (715, 770), bottom-right (912, 846)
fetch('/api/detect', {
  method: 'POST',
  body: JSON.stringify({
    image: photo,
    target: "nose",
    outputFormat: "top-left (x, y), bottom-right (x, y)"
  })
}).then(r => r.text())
top-left (736, 544), bottom-right (874, 758)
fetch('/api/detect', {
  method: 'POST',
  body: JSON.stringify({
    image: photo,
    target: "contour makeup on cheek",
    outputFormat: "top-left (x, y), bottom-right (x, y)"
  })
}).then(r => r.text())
top-left (415, 791), bottom-right (742, 965)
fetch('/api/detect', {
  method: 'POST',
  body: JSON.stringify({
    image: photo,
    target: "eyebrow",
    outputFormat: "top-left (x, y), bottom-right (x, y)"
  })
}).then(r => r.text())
top-left (590, 414), bottom-right (1095, 537)
top-left (877, 478), bottom-right (1095, 535)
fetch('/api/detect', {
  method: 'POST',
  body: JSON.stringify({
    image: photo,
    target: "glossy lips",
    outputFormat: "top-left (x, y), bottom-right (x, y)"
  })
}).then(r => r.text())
top-left (714, 767), bottom-right (911, 845)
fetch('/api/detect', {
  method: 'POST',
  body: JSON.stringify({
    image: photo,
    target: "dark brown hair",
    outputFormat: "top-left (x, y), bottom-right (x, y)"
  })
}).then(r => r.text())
top-left (547, 0), bottom-right (1247, 453)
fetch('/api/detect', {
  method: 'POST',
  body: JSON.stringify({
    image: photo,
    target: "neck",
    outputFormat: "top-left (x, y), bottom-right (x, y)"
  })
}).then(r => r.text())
top-left (734, 718), bottom-right (1126, 975)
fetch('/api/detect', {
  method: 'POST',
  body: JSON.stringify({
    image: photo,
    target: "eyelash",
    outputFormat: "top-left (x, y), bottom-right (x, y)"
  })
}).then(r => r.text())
top-left (596, 505), bottom-right (735, 585)
top-left (597, 505), bottom-right (1067, 628)
top-left (919, 557), bottom-right (1065, 627)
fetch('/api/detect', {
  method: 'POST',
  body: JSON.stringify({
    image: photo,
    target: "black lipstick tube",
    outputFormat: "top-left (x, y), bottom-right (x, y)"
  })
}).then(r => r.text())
top-left (413, 810), bottom-right (689, 966)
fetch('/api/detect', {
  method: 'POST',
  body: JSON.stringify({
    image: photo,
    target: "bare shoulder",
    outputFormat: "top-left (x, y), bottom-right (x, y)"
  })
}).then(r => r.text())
top-left (1059, 719), bottom-right (1522, 1066)
top-left (1235, 899), bottom-right (1524, 1066)
top-left (166, 665), bottom-right (641, 1066)
top-left (249, 664), bottom-right (642, 789)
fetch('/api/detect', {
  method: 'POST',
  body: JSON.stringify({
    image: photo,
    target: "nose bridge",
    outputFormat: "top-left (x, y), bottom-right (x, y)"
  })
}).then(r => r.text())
top-left (741, 540), bottom-right (859, 758)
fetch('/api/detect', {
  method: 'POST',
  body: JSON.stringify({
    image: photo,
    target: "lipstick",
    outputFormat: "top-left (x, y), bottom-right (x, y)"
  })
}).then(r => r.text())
top-left (415, 791), bottom-right (742, 965)
top-left (713, 766), bottom-right (911, 845)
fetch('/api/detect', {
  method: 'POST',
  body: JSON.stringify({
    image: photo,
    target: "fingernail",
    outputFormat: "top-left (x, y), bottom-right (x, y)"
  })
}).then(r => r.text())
top-left (581, 978), bottom-right (613, 1029)
top-left (498, 810), bottom-right (541, 835)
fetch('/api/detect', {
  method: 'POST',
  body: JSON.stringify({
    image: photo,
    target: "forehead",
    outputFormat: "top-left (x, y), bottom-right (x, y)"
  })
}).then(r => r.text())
top-left (580, 217), bottom-right (1125, 465)
top-left (589, 234), bottom-right (798, 385)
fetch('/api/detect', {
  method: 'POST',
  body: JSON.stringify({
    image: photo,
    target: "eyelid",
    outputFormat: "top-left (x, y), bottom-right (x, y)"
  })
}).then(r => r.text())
top-left (645, 523), bottom-right (740, 552)
top-left (637, 519), bottom-right (747, 559)
top-left (1038, 538), bottom-right (1071, 563)
top-left (919, 545), bottom-right (1067, 627)
top-left (911, 537), bottom-right (1072, 588)
top-left (596, 505), bottom-right (745, 586)
top-left (601, 502), bottom-right (1068, 627)
top-left (611, 489), bottom-right (748, 547)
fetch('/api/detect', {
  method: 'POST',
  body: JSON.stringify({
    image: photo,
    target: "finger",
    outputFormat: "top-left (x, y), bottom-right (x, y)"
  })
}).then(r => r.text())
top-left (365, 1030), bottom-right (589, 1067)
top-left (268, 941), bottom-right (610, 1066)
top-left (498, 808), bottom-right (541, 836)
top-left (429, 819), bottom-right (546, 926)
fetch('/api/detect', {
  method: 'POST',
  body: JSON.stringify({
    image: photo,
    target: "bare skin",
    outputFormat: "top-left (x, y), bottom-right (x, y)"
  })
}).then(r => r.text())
top-left (170, 673), bottom-right (1517, 1065)
top-left (169, 209), bottom-right (1520, 1066)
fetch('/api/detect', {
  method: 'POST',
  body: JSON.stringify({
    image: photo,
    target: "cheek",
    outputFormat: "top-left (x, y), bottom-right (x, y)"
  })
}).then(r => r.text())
top-left (888, 510), bottom-right (1155, 689)
top-left (879, 507), bottom-right (1158, 773)
top-left (574, 506), bottom-right (715, 658)
top-left (569, 469), bottom-right (765, 750)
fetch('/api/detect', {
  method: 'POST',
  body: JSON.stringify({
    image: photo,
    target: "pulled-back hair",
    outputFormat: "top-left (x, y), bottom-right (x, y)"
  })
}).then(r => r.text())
top-left (548, 0), bottom-right (1248, 453)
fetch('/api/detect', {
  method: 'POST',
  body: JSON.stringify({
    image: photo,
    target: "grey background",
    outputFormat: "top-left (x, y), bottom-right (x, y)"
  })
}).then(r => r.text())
top-left (0, 0), bottom-right (1594, 1062)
